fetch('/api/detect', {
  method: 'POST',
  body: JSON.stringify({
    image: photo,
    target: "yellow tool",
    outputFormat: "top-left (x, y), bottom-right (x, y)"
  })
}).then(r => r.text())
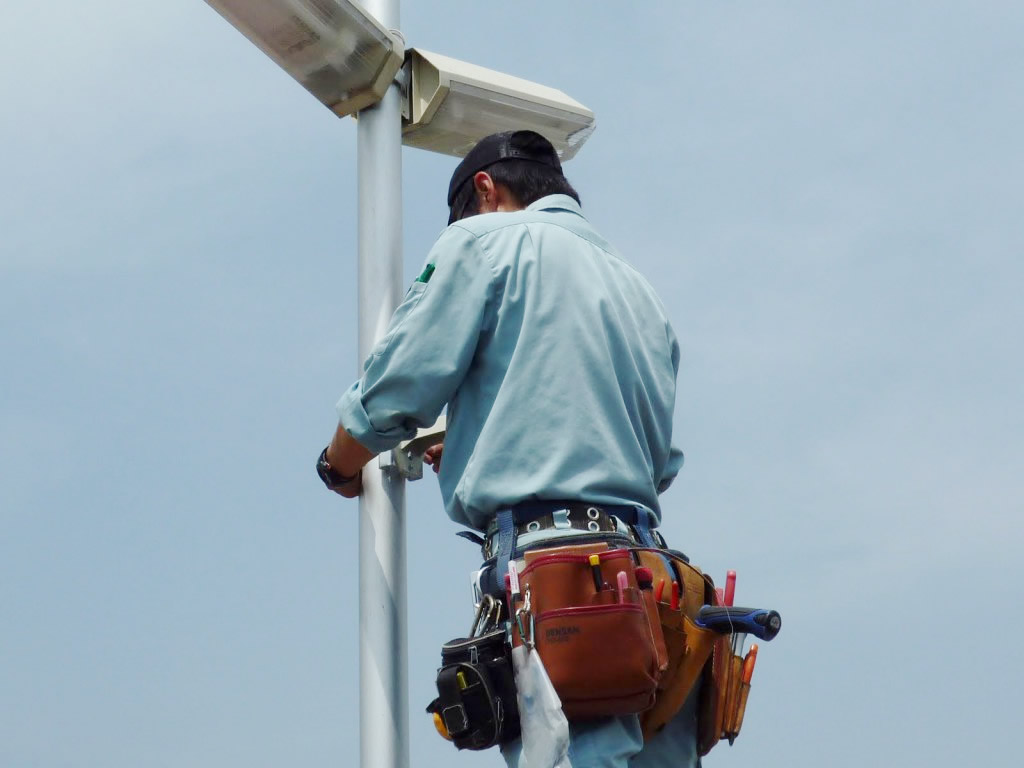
top-left (432, 712), bottom-right (452, 741)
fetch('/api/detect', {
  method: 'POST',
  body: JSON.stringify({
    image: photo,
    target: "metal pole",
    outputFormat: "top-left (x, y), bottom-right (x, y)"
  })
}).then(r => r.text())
top-left (356, 0), bottom-right (406, 765)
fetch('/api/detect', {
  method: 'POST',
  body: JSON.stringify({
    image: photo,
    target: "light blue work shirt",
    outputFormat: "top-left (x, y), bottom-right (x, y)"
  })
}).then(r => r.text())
top-left (336, 194), bottom-right (683, 532)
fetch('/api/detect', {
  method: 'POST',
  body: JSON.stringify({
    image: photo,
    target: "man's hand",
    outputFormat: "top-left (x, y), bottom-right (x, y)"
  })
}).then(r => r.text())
top-left (423, 442), bottom-right (444, 474)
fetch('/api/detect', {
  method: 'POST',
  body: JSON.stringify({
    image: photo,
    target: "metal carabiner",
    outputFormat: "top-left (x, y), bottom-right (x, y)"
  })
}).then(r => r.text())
top-left (484, 594), bottom-right (501, 632)
top-left (515, 585), bottom-right (534, 649)
top-left (469, 595), bottom-right (489, 638)
top-left (470, 594), bottom-right (502, 638)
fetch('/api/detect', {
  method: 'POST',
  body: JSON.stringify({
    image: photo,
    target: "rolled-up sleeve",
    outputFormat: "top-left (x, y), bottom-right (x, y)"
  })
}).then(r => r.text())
top-left (336, 226), bottom-right (496, 454)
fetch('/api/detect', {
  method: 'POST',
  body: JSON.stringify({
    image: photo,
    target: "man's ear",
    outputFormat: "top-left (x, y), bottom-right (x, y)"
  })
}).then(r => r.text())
top-left (473, 172), bottom-right (498, 212)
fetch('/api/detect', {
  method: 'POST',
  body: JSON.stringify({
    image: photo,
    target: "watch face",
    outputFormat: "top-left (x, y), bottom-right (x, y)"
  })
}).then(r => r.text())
top-left (317, 449), bottom-right (335, 486)
top-left (317, 447), bottom-right (356, 489)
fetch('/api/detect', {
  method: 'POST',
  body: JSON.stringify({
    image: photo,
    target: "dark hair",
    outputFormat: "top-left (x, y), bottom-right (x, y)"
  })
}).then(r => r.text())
top-left (449, 159), bottom-right (581, 223)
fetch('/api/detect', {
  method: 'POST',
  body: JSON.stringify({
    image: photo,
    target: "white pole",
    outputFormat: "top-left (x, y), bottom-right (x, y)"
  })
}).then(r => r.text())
top-left (356, 0), bottom-right (406, 765)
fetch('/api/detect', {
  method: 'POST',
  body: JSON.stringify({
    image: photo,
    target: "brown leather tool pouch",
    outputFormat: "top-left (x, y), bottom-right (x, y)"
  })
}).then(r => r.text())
top-left (635, 550), bottom-right (718, 741)
top-left (508, 543), bottom-right (666, 720)
top-left (697, 637), bottom-right (746, 754)
top-left (632, 549), bottom-right (764, 752)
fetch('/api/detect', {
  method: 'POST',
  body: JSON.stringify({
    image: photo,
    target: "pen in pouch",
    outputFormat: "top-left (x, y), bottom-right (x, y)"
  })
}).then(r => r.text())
top-left (588, 554), bottom-right (603, 593)
top-left (616, 571), bottom-right (628, 603)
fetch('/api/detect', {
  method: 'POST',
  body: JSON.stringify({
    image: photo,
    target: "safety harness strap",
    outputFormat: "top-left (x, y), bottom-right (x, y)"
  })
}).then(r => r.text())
top-left (628, 505), bottom-right (660, 549)
top-left (495, 508), bottom-right (517, 584)
top-left (494, 502), bottom-right (573, 581)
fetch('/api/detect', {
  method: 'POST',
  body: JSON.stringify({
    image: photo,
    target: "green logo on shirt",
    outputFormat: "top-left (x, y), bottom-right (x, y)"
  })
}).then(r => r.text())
top-left (416, 263), bottom-right (435, 283)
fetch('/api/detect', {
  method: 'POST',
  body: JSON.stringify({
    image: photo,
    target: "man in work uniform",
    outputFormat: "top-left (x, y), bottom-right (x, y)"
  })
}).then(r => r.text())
top-left (317, 130), bottom-right (699, 767)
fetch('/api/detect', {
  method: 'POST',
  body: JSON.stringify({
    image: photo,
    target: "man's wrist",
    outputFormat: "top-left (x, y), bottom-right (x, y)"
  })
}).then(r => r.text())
top-left (316, 446), bottom-right (359, 489)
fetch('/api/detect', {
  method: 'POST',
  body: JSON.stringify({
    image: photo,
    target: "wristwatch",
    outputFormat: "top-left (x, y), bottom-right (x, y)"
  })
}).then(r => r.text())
top-left (316, 446), bottom-right (359, 490)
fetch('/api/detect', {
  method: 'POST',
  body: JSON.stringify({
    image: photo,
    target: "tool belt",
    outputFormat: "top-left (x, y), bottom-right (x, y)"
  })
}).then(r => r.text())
top-left (429, 503), bottom-right (770, 755)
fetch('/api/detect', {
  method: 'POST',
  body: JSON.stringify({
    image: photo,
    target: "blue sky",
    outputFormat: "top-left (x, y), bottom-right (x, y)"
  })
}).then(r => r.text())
top-left (2, 1), bottom-right (1021, 766)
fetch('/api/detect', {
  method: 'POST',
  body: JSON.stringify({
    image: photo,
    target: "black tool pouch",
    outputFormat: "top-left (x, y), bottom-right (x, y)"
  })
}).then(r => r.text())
top-left (426, 627), bottom-right (520, 750)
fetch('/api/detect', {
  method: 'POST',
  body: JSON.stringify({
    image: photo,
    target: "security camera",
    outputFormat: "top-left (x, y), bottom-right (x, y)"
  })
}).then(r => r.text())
top-left (402, 48), bottom-right (596, 160)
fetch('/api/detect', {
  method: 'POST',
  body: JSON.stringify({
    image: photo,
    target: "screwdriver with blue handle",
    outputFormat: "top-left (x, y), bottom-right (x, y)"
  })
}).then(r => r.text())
top-left (695, 606), bottom-right (782, 641)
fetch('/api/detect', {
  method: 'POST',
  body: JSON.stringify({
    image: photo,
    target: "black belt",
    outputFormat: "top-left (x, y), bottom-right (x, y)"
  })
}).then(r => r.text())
top-left (464, 501), bottom-right (681, 599)
top-left (490, 502), bottom-right (619, 537)
top-left (479, 502), bottom-right (633, 560)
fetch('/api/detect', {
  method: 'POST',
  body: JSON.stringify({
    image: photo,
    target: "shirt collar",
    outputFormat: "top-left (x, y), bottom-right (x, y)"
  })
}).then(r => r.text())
top-left (525, 194), bottom-right (584, 217)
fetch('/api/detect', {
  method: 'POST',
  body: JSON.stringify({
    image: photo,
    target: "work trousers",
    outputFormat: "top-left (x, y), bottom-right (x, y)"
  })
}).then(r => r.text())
top-left (500, 682), bottom-right (702, 768)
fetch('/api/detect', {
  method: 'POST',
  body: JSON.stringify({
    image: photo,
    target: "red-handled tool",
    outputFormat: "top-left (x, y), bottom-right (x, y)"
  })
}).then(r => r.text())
top-left (724, 570), bottom-right (736, 607)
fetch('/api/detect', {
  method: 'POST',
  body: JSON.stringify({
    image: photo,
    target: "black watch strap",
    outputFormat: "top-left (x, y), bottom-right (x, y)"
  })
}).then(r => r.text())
top-left (317, 447), bottom-right (359, 489)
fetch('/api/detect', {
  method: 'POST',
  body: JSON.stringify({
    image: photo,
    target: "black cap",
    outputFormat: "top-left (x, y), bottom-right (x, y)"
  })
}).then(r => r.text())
top-left (447, 130), bottom-right (563, 220)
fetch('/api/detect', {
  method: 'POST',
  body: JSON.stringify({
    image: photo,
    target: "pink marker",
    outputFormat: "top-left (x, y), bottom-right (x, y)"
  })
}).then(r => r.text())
top-left (616, 571), bottom-right (629, 603)
top-left (724, 570), bottom-right (737, 607)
